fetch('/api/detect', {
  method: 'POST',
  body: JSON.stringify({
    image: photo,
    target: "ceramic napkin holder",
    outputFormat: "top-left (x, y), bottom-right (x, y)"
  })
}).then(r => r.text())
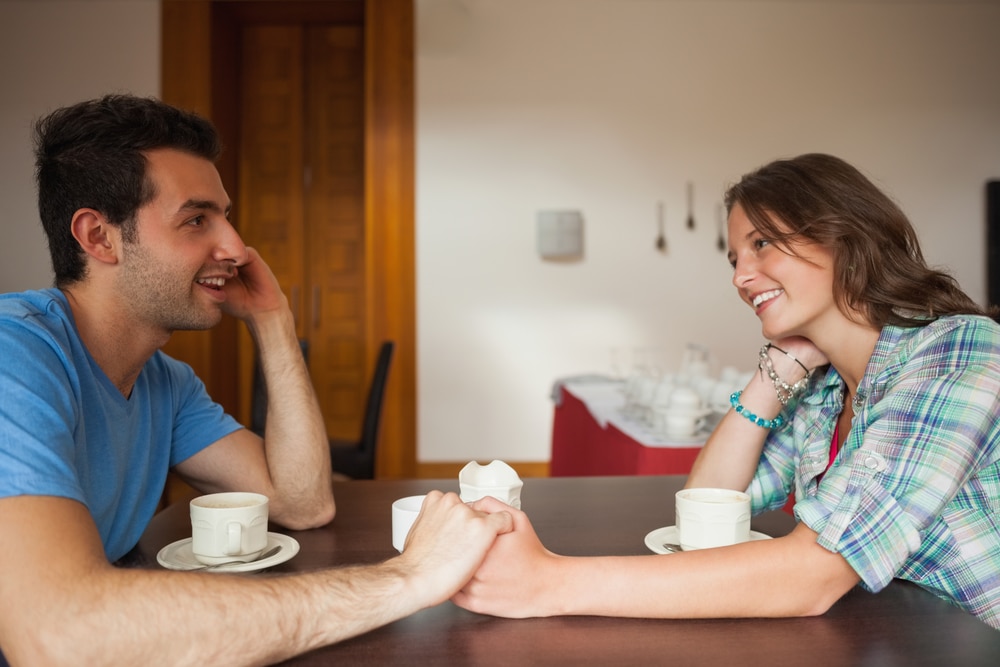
top-left (458, 460), bottom-right (523, 509)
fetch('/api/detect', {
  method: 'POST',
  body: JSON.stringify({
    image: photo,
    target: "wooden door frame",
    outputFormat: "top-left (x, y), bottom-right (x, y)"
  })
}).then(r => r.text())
top-left (160, 0), bottom-right (416, 479)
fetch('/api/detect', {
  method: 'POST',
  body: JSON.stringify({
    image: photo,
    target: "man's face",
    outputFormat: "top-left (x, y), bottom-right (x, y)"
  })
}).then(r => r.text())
top-left (116, 148), bottom-right (246, 334)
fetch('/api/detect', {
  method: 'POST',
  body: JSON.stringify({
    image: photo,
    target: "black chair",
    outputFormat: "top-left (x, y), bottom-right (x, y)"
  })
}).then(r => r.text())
top-left (329, 341), bottom-right (395, 480)
top-left (250, 340), bottom-right (394, 479)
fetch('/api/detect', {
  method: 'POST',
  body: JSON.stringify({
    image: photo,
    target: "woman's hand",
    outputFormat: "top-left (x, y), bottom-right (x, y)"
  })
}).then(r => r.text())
top-left (397, 492), bottom-right (515, 609)
top-left (768, 336), bottom-right (828, 377)
top-left (452, 496), bottom-right (561, 618)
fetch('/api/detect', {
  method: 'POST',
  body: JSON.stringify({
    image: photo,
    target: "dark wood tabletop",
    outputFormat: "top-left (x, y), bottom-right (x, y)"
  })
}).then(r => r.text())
top-left (137, 476), bottom-right (1000, 665)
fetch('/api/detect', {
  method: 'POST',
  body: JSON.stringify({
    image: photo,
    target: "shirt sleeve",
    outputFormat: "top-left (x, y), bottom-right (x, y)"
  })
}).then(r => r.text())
top-left (748, 370), bottom-right (842, 514)
top-left (0, 317), bottom-right (87, 503)
top-left (152, 352), bottom-right (243, 467)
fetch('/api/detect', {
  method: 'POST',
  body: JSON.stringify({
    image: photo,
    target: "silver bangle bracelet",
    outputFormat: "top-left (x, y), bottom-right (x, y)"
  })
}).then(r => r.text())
top-left (758, 344), bottom-right (811, 406)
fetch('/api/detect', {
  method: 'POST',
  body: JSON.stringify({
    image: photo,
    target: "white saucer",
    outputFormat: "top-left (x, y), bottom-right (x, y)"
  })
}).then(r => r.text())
top-left (644, 525), bottom-right (771, 555)
top-left (157, 532), bottom-right (299, 572)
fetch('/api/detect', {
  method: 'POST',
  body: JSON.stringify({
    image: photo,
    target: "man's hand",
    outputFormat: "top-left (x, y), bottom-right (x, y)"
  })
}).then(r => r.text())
top-left (221, 247), bottom-right (288, 321)
top-left (450, 495), bottom-right (557, 618)
top-left (396, 491), bottom-right (514, 608)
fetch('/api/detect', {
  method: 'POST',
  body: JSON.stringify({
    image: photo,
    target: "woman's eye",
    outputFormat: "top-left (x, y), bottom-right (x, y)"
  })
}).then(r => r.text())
top-left (753, 238), bottom-right (770, 250)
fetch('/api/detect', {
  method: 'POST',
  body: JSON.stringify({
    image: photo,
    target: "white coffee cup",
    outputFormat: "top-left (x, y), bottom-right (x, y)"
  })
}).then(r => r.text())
top-left (675, 487), bottom-right (751, 551)
top-left (669, 386), bottom-right (703, 410)
top-left (392, 495), bottom-right (426, 552)
top-left (190, 492), bottom-right (269, 565)
top-left (661, 408), bottom-right (709, 439)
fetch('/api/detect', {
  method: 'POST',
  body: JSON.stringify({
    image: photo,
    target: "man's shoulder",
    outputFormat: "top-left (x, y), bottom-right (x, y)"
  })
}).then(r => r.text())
top-left (0, 288), bottom-right (68, 322)
top-left (0, 288), bottom-right (75, 350)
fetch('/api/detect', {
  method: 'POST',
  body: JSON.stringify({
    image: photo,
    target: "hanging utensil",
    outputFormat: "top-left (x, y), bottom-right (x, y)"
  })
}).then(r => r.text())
top-left (656, 201), bottom-right (667, 253)
top-left (686, 182), bottom-right (695, 230)
top-left (716, 203), bottom-right (727, 252)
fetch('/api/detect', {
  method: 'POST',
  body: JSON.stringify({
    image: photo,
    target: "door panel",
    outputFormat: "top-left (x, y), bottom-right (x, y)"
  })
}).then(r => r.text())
top-left (237, 22), bottom-right (368, 442)
top-left (161, 0), bottom-right (416, 485)
top-left (238, 25), bottom-right (307, 332)
top-left (305, 25), bottom-right (367, 441)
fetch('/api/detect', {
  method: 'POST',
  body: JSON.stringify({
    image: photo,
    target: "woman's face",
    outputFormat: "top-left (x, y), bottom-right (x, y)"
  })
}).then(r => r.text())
top-left (727, 203), bottom-right (841, 341)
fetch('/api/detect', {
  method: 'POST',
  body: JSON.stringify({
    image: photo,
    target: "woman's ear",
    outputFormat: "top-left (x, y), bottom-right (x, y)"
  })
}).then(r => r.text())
top-left (70, 209), bottom-right (121, 266)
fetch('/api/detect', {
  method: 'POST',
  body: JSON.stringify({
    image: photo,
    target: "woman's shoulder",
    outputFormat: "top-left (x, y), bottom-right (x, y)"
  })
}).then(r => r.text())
top-left (921, 314), bottom-right (999, 344)
top-left (886, 315), bottom-right (1000, 369)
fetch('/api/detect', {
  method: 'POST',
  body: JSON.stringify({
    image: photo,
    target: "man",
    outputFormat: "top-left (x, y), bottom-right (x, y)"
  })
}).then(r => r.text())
top-left (0, 95), bottom-right (511, 665)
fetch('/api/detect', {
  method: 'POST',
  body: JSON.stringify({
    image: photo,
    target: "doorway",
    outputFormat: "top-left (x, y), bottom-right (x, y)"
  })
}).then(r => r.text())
top-left (160, 0), bottom-right (416, 487)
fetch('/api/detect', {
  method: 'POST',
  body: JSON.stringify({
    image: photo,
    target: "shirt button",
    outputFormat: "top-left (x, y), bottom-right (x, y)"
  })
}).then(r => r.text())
top-left (858, 450), bottom-right (888, 472)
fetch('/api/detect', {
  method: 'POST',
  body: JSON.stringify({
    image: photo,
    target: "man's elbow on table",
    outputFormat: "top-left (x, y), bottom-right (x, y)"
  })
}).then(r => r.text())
top-left (270, 494), bottom-right (337, 531)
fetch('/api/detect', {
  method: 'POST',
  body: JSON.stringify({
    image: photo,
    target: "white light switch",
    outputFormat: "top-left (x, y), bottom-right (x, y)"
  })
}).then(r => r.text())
top-left (537, 210), bottom-right (584, 260)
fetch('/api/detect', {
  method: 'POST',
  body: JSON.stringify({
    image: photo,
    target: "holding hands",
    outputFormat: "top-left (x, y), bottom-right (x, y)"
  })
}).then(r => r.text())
top-left (398, 492), bottom-right (516, 609)
top-left (450, 496), bottom-right (557, 618)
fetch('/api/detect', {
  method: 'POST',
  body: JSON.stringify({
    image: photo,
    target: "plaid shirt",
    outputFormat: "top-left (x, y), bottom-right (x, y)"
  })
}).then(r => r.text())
top-left (749, 315), bottom-right (1000, 629)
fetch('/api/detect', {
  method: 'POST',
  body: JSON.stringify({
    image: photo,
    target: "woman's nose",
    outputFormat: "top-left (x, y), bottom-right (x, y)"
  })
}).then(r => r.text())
top-left (731, 255), bottom-right (755, 289)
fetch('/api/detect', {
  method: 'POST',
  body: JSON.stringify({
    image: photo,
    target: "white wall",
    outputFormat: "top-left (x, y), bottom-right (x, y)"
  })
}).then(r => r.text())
top-left (1, 1), bottom-right (998, 466)
top-left (0, 0), bottom-right (159, 292)
top-left (415, 0), bottom-right (1000, 462)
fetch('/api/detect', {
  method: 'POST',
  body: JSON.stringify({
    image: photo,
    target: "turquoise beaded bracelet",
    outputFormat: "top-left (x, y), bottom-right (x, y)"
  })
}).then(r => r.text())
top-left (729, 390), bottom-right (785, 429)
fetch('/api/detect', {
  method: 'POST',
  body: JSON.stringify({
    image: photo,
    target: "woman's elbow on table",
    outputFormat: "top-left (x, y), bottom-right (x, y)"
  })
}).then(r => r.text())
top-left (776, 526), bottom-right (862, 618)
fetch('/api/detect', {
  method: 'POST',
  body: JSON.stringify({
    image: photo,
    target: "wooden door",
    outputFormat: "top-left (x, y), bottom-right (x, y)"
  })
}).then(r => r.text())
top-left (237, 24), bottom-right (368, 441)
top-left (304, 26), bottom-right (369, 440)
top-left (161, 0), bottom-right (416, 487)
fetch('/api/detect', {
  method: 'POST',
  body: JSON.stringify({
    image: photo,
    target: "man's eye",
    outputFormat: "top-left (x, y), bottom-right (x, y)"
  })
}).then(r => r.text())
top-left (188, 215), bottom-right (205, 227)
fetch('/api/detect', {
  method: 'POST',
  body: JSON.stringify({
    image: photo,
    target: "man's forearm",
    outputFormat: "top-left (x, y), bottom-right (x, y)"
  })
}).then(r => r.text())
top-left (17, 562), bottom-right (422, 667)
top-left (248, 307), bottom-right (334, 528)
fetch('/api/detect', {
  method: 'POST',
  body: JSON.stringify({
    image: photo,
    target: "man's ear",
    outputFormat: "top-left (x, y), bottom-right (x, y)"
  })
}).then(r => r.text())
top-left (70, 209), bottom-right (121, 265)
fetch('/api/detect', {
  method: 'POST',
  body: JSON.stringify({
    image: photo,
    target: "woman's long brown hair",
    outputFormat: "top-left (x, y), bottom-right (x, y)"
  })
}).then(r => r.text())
top-left (725, 153), bottom-right (996, 327)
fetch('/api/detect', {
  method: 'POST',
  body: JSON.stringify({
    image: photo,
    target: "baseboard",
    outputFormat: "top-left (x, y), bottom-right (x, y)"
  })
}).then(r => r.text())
top-left (415, 461), bottom-right (550, 479)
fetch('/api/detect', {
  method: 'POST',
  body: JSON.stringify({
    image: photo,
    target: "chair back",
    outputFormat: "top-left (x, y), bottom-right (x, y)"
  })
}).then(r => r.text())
top-left (360, 341), bottom-right (395, 458)
top-left (329, 340), bottom-right (395, 479)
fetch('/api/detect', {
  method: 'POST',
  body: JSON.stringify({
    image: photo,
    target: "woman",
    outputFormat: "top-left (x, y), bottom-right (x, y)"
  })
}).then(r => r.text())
top-left (454, 153), bottom-right (1000, 629)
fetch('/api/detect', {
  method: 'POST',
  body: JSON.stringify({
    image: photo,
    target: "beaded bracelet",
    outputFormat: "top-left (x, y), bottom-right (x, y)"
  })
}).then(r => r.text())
top-left (758, 344), bottom-right (811, 406)
top-left (730, 390), bottom-right (785, 429)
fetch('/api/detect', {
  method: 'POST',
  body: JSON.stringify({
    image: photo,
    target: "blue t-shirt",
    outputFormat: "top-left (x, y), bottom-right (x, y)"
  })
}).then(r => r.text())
top-left (0, 289), bottom-right (242, 561)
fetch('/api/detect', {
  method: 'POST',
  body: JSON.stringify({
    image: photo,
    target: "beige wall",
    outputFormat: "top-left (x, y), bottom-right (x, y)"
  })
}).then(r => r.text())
top-left (415, 0), bottom-right (1000, 462)
top-left (0, 0), bottom-right (160, 292)
top-left (1, 0), bottom-right (997, 464)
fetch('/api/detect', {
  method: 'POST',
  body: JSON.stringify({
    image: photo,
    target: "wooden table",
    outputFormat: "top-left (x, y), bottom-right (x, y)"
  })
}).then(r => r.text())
top-left (137, 476), bottom-right (1000, 665)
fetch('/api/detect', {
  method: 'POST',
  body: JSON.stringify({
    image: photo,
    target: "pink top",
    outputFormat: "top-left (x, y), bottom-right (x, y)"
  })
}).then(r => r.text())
top-left (817, 423), bottom-right (840, 483)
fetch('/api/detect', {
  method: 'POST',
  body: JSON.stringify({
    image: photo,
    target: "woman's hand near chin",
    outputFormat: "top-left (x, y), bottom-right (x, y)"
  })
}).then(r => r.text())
top-left (769, 336), bottom-right (828, 374)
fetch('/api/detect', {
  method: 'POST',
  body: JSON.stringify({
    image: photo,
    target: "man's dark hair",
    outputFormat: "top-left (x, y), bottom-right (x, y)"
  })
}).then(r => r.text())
top-left (33, 94), bottom-right (222, 286)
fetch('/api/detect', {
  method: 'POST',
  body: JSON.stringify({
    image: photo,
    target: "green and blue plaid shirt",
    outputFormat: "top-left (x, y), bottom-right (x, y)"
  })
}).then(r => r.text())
top-left (749, 315), bottom-right (1000, 629)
